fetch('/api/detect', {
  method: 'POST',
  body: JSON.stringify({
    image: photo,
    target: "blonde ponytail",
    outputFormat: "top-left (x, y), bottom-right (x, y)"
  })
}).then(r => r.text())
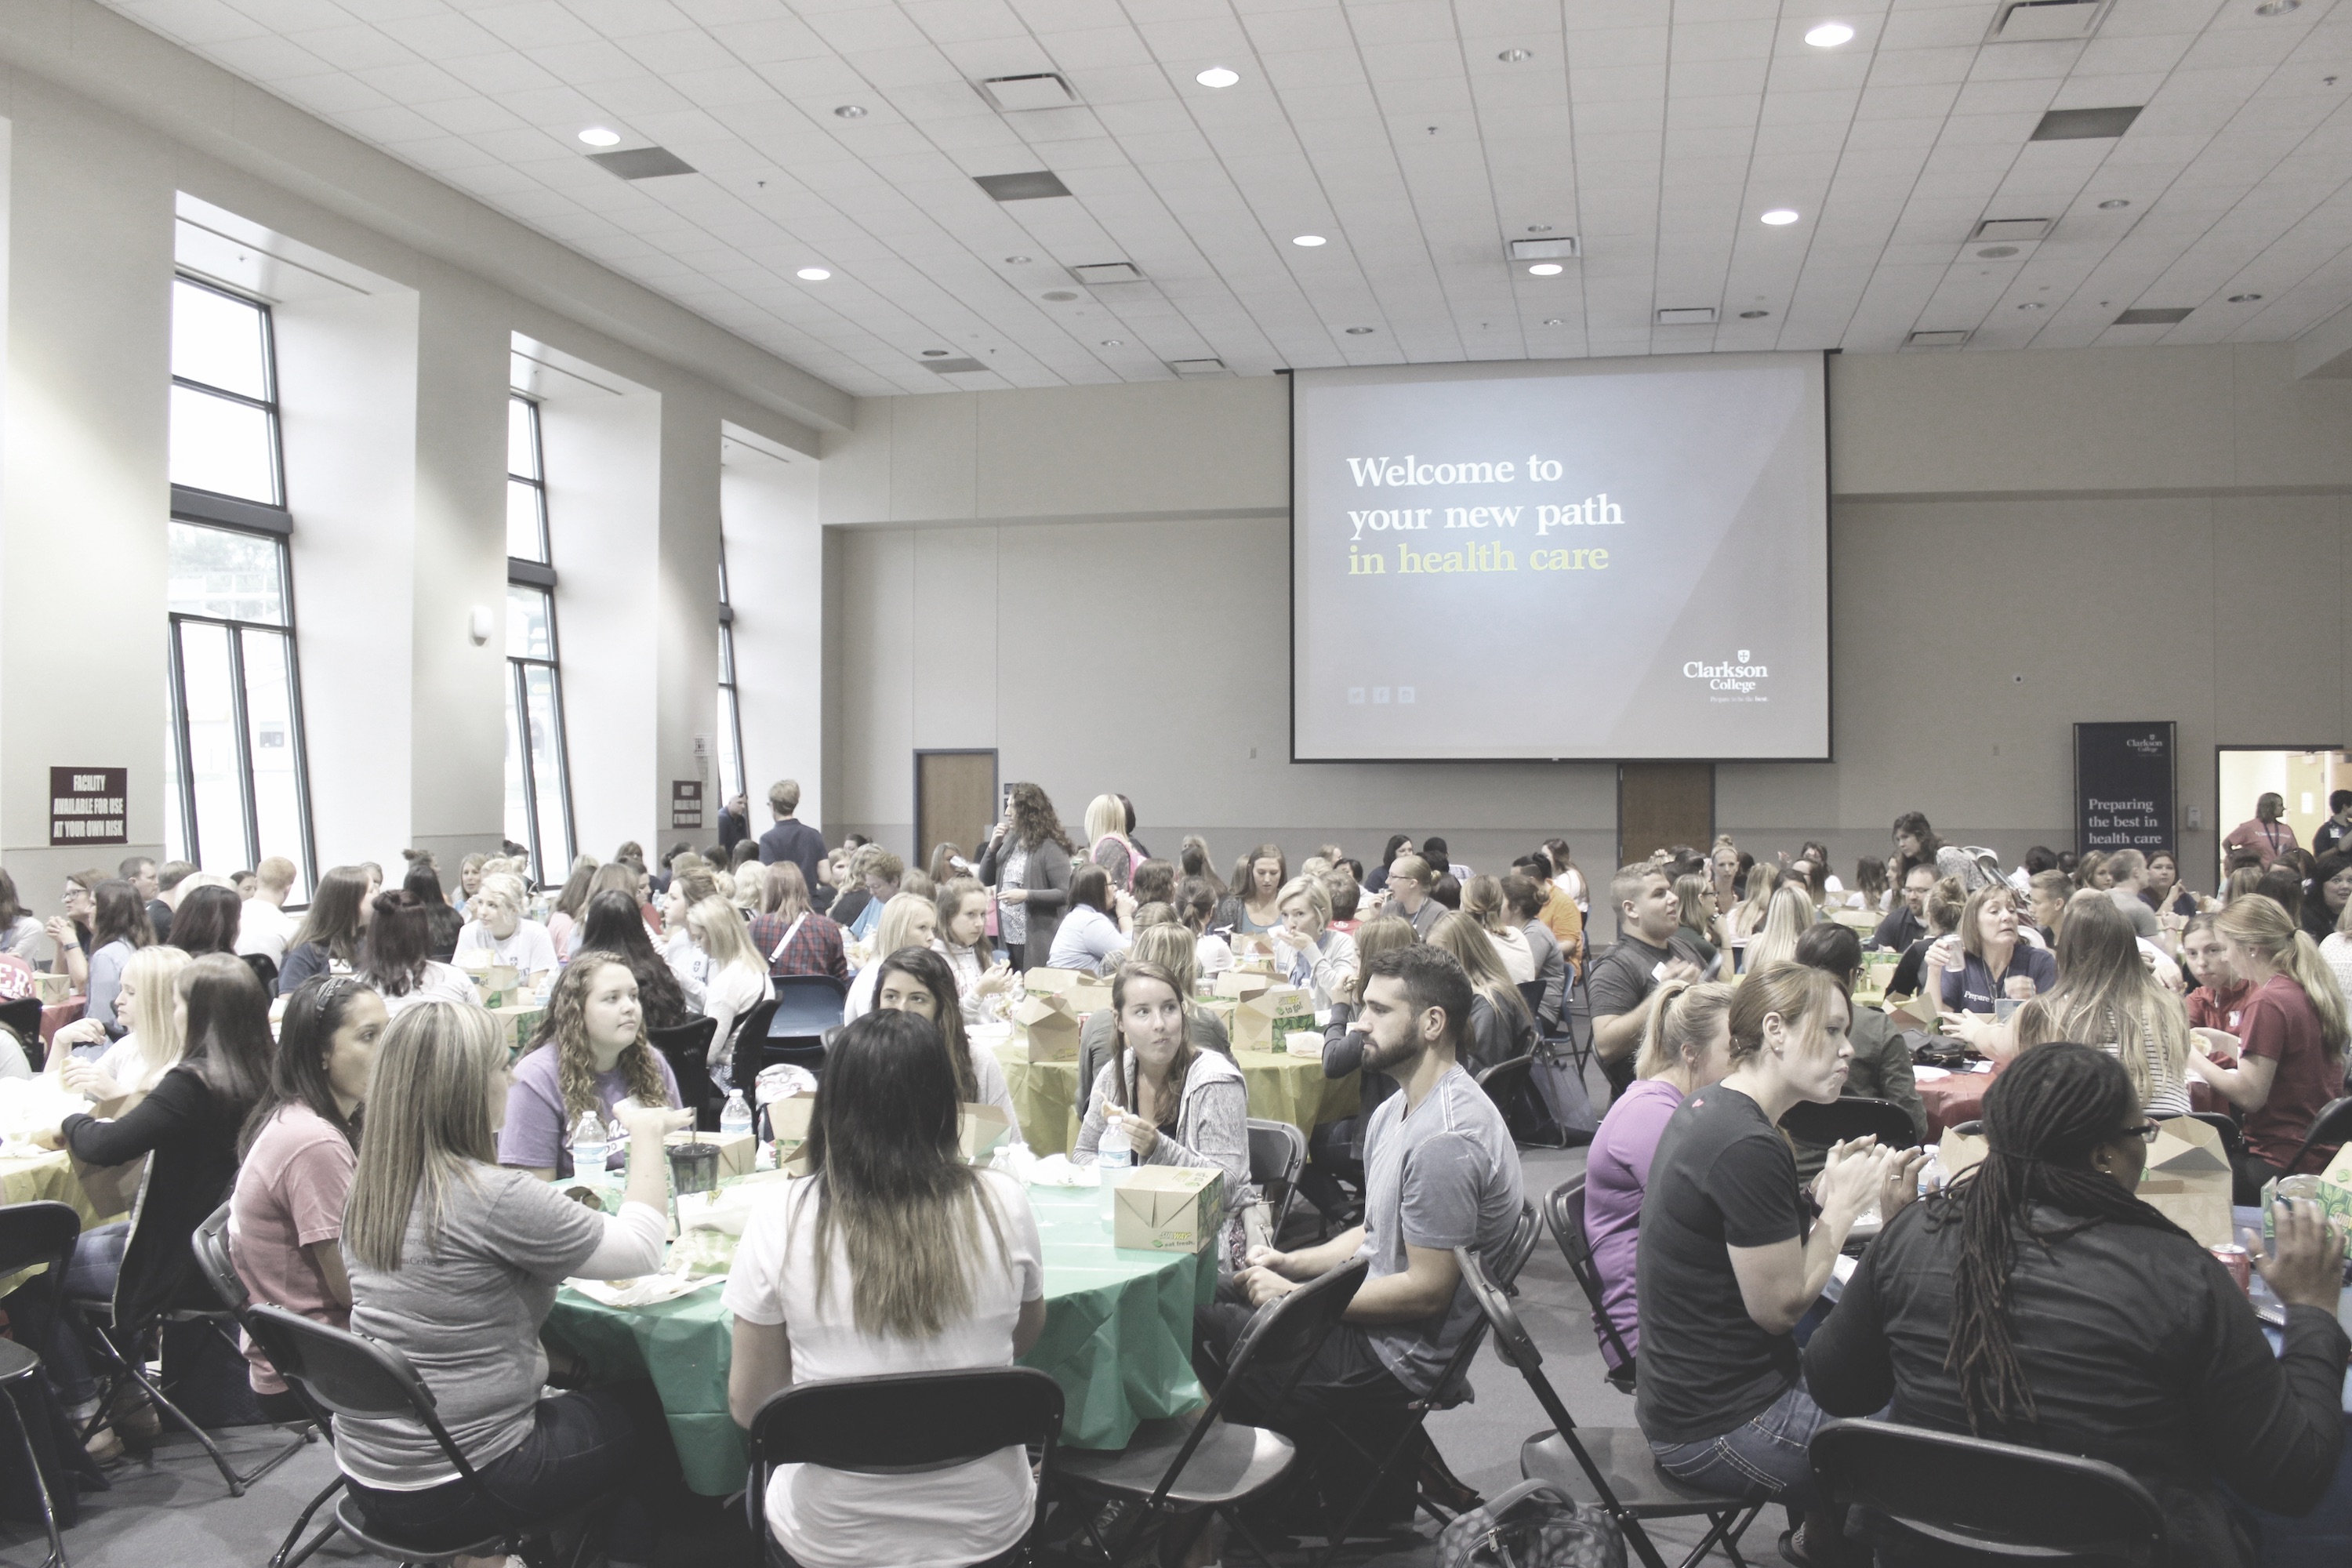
top-left (2285, 930), bottom-right (2350, 1063)
top-left (2216, 895), bottom-right (2350, 1065)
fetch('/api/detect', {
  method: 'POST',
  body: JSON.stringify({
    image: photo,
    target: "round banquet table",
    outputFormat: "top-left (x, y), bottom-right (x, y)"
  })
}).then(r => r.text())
top-left (542, 1180), bottom-right (1214, 1497)
top-left (991, 1039), bottom-right (1359, 1158)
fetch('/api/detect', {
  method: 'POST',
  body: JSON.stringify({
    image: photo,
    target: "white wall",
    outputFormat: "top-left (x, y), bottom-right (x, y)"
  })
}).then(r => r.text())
top-left (723, 430), bottom-right (824, 833)
top-left (820, 343), bottom-right (2352, 924)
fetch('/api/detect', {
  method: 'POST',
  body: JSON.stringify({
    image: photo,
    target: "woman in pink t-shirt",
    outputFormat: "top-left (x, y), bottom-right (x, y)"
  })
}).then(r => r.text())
top-left (1581, 979), bottom-right (1736, 1377)
top-left (230, 974), bottom-right (387, 1421)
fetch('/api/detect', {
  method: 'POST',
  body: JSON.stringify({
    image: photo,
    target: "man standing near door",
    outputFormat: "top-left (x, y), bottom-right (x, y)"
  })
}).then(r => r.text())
top-left (757, 780), bottom-right (826, 891)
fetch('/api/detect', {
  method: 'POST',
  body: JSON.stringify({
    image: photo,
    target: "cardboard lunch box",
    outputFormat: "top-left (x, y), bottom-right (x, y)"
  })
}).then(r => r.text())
top-left (1011, 992), bottom-right (1082, 1063)
top-left (1112, 1166), bottom-right (1226, 1254)
top-left (31, 971), bottom-right (74, 1006)
top-left (765, 1098), bottom-right (1014, 1174)
top-left (664, 1128), bottom-right (757, 1182)
top-left (1023, 967), bottom-right (1113, 1014)
top-left (1214, 970), bottom-right (1277, 1002)
top-left (1230, 985), bottom-right (1315, 1054)
top-left (2260, 1141), bottom-right (2352, 1243)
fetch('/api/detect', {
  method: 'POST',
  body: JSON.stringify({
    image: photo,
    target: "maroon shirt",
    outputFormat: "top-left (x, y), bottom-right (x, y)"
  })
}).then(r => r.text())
top-left (2239, 972), bottom-right (2341, 1171)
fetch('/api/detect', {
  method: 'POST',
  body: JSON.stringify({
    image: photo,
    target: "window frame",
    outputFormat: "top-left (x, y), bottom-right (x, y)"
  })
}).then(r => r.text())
top-left (506, 394), bottom-right (575, 884)
top-left (164, 272), bottom-right (318, 890)
top-left (717, 535), bottom-right (746, 805)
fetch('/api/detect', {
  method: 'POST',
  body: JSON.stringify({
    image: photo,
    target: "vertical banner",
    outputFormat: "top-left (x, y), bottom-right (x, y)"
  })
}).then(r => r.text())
top-left (49, 768), bottom-right (128, 847)
top-left (2074, 722), bottom-right (2176, 857)
top-left (670, 779), bottom-right (705, 831)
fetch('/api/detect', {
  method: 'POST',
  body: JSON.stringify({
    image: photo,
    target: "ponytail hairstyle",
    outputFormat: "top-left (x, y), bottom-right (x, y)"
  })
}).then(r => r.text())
top-left (1723, 962), bottom-right (1846, 1070)
top-left (2215, 894), bottom-right (2350, 1064)
top-left (1924, 875), bottom-right (1969, 938)
top-left (1943, 1043), bottom-right (2188, 1432)
top-left (1634, 978), bottom-right (1735, 1081)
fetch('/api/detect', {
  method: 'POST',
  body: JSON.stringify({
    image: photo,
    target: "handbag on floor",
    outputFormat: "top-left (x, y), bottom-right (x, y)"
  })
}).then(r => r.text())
top-left (1436, 1479), bottom-right (1624, 1568)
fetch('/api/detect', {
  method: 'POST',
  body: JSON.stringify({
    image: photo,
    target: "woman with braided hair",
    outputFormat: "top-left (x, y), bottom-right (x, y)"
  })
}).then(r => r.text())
top-left (1805, 1043), bottom-right (2347, 1565)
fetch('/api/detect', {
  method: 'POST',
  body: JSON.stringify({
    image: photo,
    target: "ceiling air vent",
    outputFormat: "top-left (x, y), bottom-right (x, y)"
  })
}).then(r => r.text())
top-left (2031, 106), bottom-right (2141, 141)
top-left (2114, 307), bottom-right (2192, 326)
top-left (1169, 358), bottom-right (1228, 376)
top-left (1973, 218), bottom-right (2053, 242)
top-left (1656, 307), bottom-right (1718, 325)
top-left (1508, 237), bottom-right (1581, 260)
top-left (924, 358), bottom-right (990, 374)
top-left (1987, 0), bottom-right (2110, 42)
top-left (981, 74), bottom-right (1077, 111)
top-left (1072, 262), bottom-right (1145, 285)
top-left (589, 147), bottom-right (697, 180)
top-left (1906, 329), bottom-right (1970, 348)
top-left (974, 170), bottom-right (1073, 201)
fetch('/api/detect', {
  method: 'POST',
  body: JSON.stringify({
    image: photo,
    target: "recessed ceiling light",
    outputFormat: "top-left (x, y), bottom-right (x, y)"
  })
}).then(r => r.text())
top-left (1977, 245), bottom-right (2020, 259)
top-left (1740, 309), bottom-right (1770, 318)
top-left (2017, 301), bottom-right (2045, 310)
top-left (1543, 317), bottom-right (1563, 325)
top-left (1196, 66), bottom-right (1239, 88)
top-left (797, 267), bottom-right (830, 281)
top-left (2230, 292), bottom-right (2264, 302)
top-left (922, 350), bottom-right (949, 357)
top-left (2256, 0), bottom-right (2298, 15)
top-left (1804, 22), bottom-right (1855, 46)
top-left (1102, 339), bottom-right (1124, 346)
top-left (1497, 48), bottom-right (1532, 62)
top-left (1005, 255), bottom-right (1033, 264)
top-left (1042, 289), bottom-right (1080, 301)
top-left (1345, 326), bottom-right (1376, 335)
top-left (2097, 198), bottom-right (2131, 209)
top-left (578, 127), bottom-right (621, 147)
top-left (834, 105), bottom-right (867, 118)
top-left (1761, 209), bottom-right (1800, 225)
top-left (1526, 224), bottom-right (1552, 233)
top-left (1293, 234), bottom-right (1327, 247)
top-left (1527, 263), bottom-right (1563, 275)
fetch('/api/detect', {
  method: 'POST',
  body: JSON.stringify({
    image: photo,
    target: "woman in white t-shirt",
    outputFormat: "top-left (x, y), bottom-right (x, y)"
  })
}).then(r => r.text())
top-left (684, 895), bottom-right (773, 1076)
top-left (726, 1009), bottom-right (1046, 1568)
top-left (450, 880), bottom-right (557, 989)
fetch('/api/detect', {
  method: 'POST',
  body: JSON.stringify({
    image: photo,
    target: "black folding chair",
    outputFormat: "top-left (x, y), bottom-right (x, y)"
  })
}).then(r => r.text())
top-left (0, 1202), bottom-right (82, 1568)
top-left (746, 1367), bottom-right (1065, 1568)
top-left (1312, 1200), bottom-right (1541, 1558)
top-left (243, 1304), bottom-right (572, 1568)
top-left (1246, 1119), bottom-right (1308, 1241)
top-left (724, 997), bottom-right (782, 1096)
top-left (0, 999), bottom-right (45, 1071)
top-left (1060, 1258), bottom-right (1368, 1567)
top-left (647, 1016), bottom-right (722, 1130)
top-left (67, 1192), bottom-right (309, 1495)
top-left (2280, 1094), bottom-right (2352, 1178)
top-left (1475, 1054), bottom-right (1535, 1114)
top-left (191, 1206), bottom-right (340, 1568)
top-left (1779, 1096), bottom-right (1922, 1151)
top-left (1460, 1246), bottom-right (1766, 1568)
top-left (1809, 1417), bottom-right (2165, 1565)
top-left (1541, 1175), bottom-right (1637, 1395)
top-left (744, 975), bottom-right (848, 1088)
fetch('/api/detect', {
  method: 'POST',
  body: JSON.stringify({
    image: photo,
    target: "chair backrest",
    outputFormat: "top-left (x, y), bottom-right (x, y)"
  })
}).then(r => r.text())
top-left (241, 953), bottom-right (280, 995)
top-left (728, 996), bottom-right (785, 1095)
top-left (1418, 1200), bottom-right (1539, 1410)
top-left (1541, 1176), bottom-right (1635, 1374)
top-left (647, 1016), bottom-right (722, 1128)
top-left (1809, 1418), bottom-right (2165, 1565)
top-left (1475, 1053), bottom-right (1534, 1105)
top-left (1225, 1255), bottom-right (1367, 1389)
top-left (0, 1201), bottom-right (80, 1294)
top-left (191, 1201), bottom-right (247, 1312)
top-left (1455, 1247), bottom-right (1601, 1481)
top-left (1515, 979), bottom-right (1546, 1021)
top-left (1246, 1118), bottom-right (1306, 1194)
top-left (0, 999), bottom-right (45, 1070)
top-left (1779, 1095), bottom-right (1922, 1151)
top-left (2285, 1093), bottom-right (2352, 1176)
top-left (768, 975), bottom-right (848, 1038)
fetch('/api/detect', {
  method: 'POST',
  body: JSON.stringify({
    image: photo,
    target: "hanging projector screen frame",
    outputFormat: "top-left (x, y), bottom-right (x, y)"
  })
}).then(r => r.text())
top-left (1287, 350), bottom-right (1834, 764)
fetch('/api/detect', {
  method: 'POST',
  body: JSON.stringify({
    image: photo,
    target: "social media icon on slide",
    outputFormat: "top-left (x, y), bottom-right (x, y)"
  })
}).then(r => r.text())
top-left (1397, 686), bottom-right (1415, 705)
top-left (1348, 687), bottom-right (1366, 705)
top-left (1373, 687), bottom-right (1391, 704)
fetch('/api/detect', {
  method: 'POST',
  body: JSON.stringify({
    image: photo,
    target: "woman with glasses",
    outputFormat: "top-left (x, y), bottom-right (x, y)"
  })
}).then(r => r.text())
top-left (1805, 1043), bottom-right (2347, 1566)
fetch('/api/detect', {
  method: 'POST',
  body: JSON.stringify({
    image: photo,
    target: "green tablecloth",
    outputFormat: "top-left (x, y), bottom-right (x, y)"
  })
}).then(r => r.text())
top-left (993, 1042), bottom-right (1360, 1157)
top-left (543, 1182), bottom-right (1212, 1496)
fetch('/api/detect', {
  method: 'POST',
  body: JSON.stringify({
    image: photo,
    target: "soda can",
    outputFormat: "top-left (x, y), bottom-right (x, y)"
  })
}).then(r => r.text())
top-left (2210, 1244), bottom-right (2252, 1294)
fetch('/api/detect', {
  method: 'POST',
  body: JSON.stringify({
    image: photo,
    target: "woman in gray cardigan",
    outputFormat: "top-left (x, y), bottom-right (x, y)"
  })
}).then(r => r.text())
top-left (975, 782), bottom-right (1074, 971)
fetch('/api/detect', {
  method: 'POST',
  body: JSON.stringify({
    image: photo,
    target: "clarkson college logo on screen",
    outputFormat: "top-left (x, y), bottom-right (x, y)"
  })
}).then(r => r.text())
top-left (1683, 649), bottom-right (1769, 702)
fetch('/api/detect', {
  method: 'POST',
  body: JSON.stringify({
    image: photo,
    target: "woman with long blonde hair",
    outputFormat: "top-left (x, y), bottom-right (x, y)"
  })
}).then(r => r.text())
top-left (1428, 909), bottom-right (1535, 1075)
top-left (1726, 859), bottom-right (1780, 967)
top-left (725, 1010), bottom-right (1045, 1568)
top-left (52, 944), bottom-right (192, 1098)
top-left (2187, 894), bottom-right (2352, 1200)
top-left (840, 892), bottom-right (941, 1022)
top-left (1083, 793), bottom-right (1144, 891)
top-left (340, 1002), bottom-right (688, 1561)
top-left (2013, 895), bottom-right (2193, 1114)
top-left (499, 954), bottom-right (681, 1180)
top-left (1461, 873), bottom-right (1536, 984)
top-left (1742, 883), bottom-right (1817, 975)
top-left (686, 896), bottom-right (774, 1076)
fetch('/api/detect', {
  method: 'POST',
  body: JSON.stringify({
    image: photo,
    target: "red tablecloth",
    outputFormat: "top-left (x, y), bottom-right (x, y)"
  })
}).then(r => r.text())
top-left (1921, 1061), bottom-right (2216, 1137)
top-left (39, 998), bottom-right (84, 1047)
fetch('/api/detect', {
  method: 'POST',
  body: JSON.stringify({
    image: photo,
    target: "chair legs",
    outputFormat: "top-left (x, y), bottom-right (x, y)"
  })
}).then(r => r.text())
top-left (76, 1313), bottom-right (313, 1497)
top-left (0, 1375), bottom-right (67, 1568)
top-left (269, 1474), bottom-right (345, 1568)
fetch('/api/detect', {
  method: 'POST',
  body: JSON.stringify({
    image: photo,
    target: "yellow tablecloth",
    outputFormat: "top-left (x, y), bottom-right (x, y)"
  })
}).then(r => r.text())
top-left (991, 1041), bottom-right (1359, 1156)
top-left (0, 1146), bottom-right (122, 1227)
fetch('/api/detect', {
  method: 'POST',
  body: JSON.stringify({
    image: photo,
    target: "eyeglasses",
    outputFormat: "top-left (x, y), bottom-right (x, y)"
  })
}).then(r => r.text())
top-left (2121, 1121), bottom-right (2161, 1144)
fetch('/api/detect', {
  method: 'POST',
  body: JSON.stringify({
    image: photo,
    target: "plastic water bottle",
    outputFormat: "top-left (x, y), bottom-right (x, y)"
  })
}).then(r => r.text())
top-left (571, 1111), bottom-right (607, 1178)
top-left (720, 1090), bottom-right (753, 1139)
top-left (1917, 1149), bottom-right (1947, 1200)
top-left (1098, 1123), bottom-right (1131, 1225)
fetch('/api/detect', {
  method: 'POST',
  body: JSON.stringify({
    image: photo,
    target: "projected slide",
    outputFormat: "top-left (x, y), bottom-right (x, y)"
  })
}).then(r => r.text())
top-left (1290, 353), bottom-right (1829, 762)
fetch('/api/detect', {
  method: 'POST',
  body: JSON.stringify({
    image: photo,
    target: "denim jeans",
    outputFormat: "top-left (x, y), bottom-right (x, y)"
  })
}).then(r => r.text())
top-left (1648, 1378), bottom-right (1828, 1508)
top-left (347, 1382), bottom-right (680, 1564)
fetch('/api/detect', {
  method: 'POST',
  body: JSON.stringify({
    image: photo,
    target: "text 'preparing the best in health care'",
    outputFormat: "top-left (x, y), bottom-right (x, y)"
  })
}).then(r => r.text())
top-left (1337, 453), bottom-right (1621, 577)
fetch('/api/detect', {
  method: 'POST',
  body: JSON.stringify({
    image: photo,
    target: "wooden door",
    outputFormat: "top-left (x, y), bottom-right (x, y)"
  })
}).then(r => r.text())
top-left (915, 750), bottom-right (998, 876)
top-left (1617, 763), bottom-right (1715, 869)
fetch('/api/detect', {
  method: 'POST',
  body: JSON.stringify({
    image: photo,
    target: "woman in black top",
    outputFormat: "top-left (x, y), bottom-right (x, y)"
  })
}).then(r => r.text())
top-left (401, 859), bottom-right (464, 964)
top-left (34, 954), bottom-right (272, 1433)
top-left (572, 890), bottom-right (693, 1032)
top-left (1805, 1044), bottom-right (2347, 1565)
top-left (1635, 963), bottom-right (1922, 1564)
top-left (278, 866), bottom-right (371, 993)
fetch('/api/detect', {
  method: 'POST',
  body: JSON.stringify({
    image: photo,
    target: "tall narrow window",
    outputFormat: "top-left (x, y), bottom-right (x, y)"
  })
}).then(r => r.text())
top-left (505, 395), bottom-right (574, 884)
top-left (716, 538), bottom-right (746, 806)
top-left (165, 275), bottom-right (316, 895)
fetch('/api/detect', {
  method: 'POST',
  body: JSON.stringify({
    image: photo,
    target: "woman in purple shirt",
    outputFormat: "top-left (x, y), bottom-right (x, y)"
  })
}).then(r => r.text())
top-left (1582, 978), bottom-right (1735, 1379)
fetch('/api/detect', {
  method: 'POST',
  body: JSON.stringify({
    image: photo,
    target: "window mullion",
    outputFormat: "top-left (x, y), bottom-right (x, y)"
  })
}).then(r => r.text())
top-left (168, 619), bottom-right (201, 868)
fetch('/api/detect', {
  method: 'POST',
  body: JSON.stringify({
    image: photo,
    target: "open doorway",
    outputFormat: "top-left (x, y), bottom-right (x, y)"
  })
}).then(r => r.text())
top-left (2215, 746), bottom-right (2349, 875)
